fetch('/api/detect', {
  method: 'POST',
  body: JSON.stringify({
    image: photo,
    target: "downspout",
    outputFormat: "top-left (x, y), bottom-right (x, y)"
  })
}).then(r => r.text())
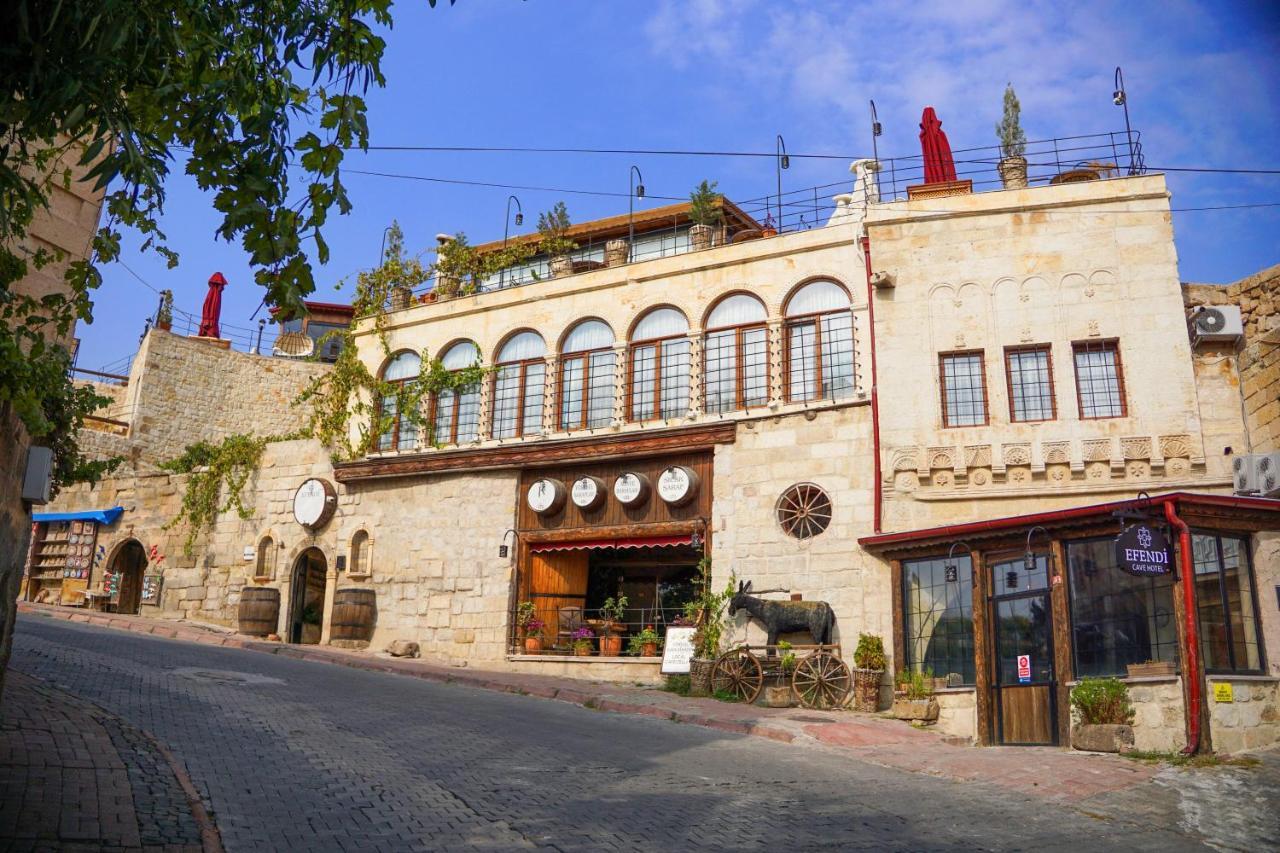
top-left (861, 234), bottom-right (882, 533)
top-left (1163, 499), bottom-right (1202, 755)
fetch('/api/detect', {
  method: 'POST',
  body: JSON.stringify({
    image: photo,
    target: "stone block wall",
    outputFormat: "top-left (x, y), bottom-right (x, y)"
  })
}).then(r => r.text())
top-left (0, 406), bottom-right (34, 700)
top-left (1208, 678), bottom-right (1280, 754)
top-left (934, 689), bottom-right (977, 742)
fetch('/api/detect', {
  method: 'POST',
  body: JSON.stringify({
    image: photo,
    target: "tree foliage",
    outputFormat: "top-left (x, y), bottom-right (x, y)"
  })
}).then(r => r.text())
top-left (0, 0), bottom-right (450, 489)
top-left (996, 83), bottom-right (1027, 159)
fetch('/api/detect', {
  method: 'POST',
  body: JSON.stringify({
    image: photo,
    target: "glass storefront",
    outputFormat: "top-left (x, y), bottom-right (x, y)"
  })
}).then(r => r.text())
top-left (902, 555), bottom-right (975, 685)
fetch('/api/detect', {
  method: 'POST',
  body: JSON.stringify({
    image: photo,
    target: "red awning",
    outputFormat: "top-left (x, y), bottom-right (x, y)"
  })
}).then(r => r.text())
top-left (529, 534), bottom-right (694, 553)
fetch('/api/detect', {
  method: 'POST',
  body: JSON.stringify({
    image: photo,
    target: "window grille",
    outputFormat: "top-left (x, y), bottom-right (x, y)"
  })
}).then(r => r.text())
top-left (783, 281), bottom-right (854, 403)
top-left (1192, 533), bottom-right (1262, 673)
top-left (629, 338), bottom-right (691, 421)
top-left (938, 351), bottom-right (988, 427)
top-left (376, 351), bottom-right (421, 451)
top-left (431, 341), bottom-right (480, 445)
top-left (1072, 340), bottom-right (1126, 418)
top-left (1005, 345), bottom-right (1056, 422)
top-left (775, 483), bottom-right (832, 539)
top-left (491, 331), bottom-right (547, 439)
top-left (902, 555), bottom-right (975, 685)
top-left (559, 350), bottom-right (615, 430)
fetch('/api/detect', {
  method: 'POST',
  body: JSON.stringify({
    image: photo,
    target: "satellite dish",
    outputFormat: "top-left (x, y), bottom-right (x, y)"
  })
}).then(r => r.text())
top-left (273, 331), bottom-right (315, 358)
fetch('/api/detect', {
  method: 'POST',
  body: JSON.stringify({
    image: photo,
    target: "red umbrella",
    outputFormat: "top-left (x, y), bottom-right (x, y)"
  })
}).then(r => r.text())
top-left (197, 272), bottom-right (227, 338)
top-left (919, 107), bottom-right (958, 184)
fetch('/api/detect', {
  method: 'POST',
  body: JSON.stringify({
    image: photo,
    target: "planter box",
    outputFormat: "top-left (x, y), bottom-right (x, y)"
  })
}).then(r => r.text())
top-left (760, 685), bottom-right (795, 708)
top-left (1126, 661), bottom-right (1176, 678)
top-left (852, 669), bottom-right (883, 712)
top-left (1072, 723), bottom-right (1135, 754)
top-left (689, 658), bottom-right (715, 696)
top-left (891, 697), bottom-right (939, 722)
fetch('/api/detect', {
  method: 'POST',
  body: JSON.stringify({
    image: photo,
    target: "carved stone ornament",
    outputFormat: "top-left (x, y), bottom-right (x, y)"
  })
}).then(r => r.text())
top-left (971, 469), bottom-right (990, 486)
top-left (1082, 439), bottom-right (1112, 462)
top-left (1047, 464), bottom-right (1070, 483)
top-left (1121, 437), bottom-right (1152, 460)
top-left (890, 448), bottom-right (919, 472)
top-left (1088, 320), bottom-right (1101, 337)
top-left (1167, 458), bottom-right (1190, 476)
top-left (1043, 442), bottom-right (1070, 465)
top-left (1086, 461), bottom-right (1110, 480)
top-left (1002, 444), bottom-right (1031, 467)
top-left (1008, 466), bottom-right (1030, 483)
top-left (1159, 434), bottom-right (1193, 459)
top-left (932, 471), bottom-right (952, 487)
top-left (1126, 461), bottom-right (1150, 480)
top-left (966, 445), bottom-right (992, 468)
top-left (928, 449), bottom-right (953, 470)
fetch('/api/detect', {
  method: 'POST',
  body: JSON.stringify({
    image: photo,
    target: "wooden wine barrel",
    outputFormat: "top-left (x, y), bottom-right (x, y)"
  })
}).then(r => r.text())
top-left (238, 587), bottom-right (280, 637)
top-left (330, 588), bottom-right (377, 641)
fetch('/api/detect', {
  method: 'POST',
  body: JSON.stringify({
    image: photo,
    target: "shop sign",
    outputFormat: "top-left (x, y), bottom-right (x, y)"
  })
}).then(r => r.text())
top-left (571, 476), bottom-right (606, 511)
top-left (613, 473), bottom-right (651, 507)
top-left (293, 478), bottom-right (337, 530)
top-left (140, 575), bottom-right (163, 605)
top-left (657, 466), bottom-right (699, 507)
top-left (1017, 654), bottom-right (1031, 684)
top-left (661, 626), bottom-right (697, 674)
top-left (1213, 682), bottom-right (1233, 703)
top-left (527, 478), bottom-right (567, 516)
top-left (1114, 524), bottom-right (1172, 577)
top-left (243, 546), bottom-right (256, 562)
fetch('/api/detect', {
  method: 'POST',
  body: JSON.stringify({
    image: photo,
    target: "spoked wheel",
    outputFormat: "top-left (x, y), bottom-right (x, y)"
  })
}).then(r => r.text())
top-left (711, 649), bottom-right (764, 704)
top-left (792, 651), bottom-right (852, 710)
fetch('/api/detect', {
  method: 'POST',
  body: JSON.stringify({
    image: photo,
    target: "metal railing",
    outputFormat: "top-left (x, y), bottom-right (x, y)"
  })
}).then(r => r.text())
top-left (508, 605), bottom-right (691, 657)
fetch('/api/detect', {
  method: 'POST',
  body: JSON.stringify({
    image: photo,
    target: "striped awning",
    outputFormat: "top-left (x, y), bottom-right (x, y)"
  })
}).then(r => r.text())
top-left (528, 534), bottom-right (694, 554)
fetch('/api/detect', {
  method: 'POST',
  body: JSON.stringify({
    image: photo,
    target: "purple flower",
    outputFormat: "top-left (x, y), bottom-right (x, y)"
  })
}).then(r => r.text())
top-left (571, 626), bottom-right (595, 640)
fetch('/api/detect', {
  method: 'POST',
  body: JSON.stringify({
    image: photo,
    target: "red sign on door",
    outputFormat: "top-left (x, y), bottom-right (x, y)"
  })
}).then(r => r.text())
top-left (1017, 654), bottom-right (1032, 683)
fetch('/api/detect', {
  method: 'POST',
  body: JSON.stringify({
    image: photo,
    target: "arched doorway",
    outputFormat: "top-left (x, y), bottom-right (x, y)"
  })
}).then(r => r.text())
top-left (108, 540), bottom-right (147, 615)
top-left (288, 548), bottom-right (327, 644)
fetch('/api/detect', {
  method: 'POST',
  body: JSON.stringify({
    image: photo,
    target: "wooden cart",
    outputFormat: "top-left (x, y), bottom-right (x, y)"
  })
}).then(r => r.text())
top-left (711, 643), bottom-right (852, 709)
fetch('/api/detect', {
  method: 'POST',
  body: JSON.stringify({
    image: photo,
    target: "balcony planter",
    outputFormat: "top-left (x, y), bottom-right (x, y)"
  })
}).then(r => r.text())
top-left (689, 657), bottom-right (715, 696)
top-left (998, 156), bottom-right (1028, 189)
top-left (1072, 723), bottom-right (1135, 753)
top-left (599, 634), bottom-right (623, 656)
top-left (891, 697), bottom-right (939, 722)
top-left (605, 239), bottom-right (629, 267)
top-left (523, 636), bottom-right (543, 654)
top-left (1126, 660), bottom-right (1176, 678)
top-left (549, 255), bottom-right (573, 278)
top-left (389, 285), bottom-right (412, 311)
top-left (689, 223), bottom-right (714, 251)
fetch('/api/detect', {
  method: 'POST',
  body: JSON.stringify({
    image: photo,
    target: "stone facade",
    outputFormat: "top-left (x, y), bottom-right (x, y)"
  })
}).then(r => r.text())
top-left (1207, 676), bottom-right (1280, 754)
top-left (0, 406), bottom-right (34, 699)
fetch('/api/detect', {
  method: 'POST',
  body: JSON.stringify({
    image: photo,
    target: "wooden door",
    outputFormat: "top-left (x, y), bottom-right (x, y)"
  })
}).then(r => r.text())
top-left (990, 555), bottom-right (1057, 745)
top-left (525, 550), bottom-right (588, 647)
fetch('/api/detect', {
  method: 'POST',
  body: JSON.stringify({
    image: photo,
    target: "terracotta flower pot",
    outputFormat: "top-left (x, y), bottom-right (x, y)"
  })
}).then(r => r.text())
top-left (760, 227), bottom-right (778, 238)
top-left (156, 320), bottom-right (172, 332)
top-left (599, 635), bottom-right (623, 656)
top-left (640, 642), bottom-right (658, 657)
top-left (523, 636), bottom-right (542, 654)
top-left (573, 645), bottom-right (593, 657)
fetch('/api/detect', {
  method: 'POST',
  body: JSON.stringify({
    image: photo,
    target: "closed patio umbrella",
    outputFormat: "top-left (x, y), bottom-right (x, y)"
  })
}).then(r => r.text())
top-left (919, 107), bottom-right (958, 184)
top-left (197, 272), bottom-right (227, 338)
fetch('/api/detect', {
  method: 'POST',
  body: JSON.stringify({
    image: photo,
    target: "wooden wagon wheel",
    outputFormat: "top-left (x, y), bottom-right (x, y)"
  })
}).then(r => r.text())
top-left (792, 650), bottom-right (852, 710)
top-left (712, 648), bottom-right (763, 704)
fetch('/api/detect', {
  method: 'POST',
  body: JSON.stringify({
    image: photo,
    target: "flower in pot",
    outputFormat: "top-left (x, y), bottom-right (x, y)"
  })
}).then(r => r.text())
top-left (571, 626), bottom-right (595, 656)
top-left (598, 595), bottom-right (628, 655)
top-left (995, 83), bottom-right (1028, 190)
top-left (1070, 677), bottom-right (1136, 753)
top-left (685, 558), bottom-right (735, 696)
top-left (628, 626), bottom-right (663, 657)
top-left (851, 632), bottom-right (887, 712)
top-left (688, 180), bottom-right (724, 251)
top-left (537, 202), bottom-right (577, 278)
top-left (432, 232), bottom-right (479, 299)
top-left (516, 601), bottom-right (544, 653)
top-left (760, 213), bottom-right (778, 238)
top-left (155, 289), bottom-right (174, 331)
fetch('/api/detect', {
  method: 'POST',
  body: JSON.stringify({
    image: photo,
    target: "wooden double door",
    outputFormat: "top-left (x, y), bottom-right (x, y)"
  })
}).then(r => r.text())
top-left (989, 555), bottom-right (1057, 746)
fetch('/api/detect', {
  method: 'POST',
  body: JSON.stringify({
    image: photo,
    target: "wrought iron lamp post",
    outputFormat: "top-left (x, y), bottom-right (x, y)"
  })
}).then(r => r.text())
top-left (869, 100), bottom-right (883, 198)
top-left (775, 134), bottom-right (789, 230)
top-left (501, 195), bottom-right (523, 289)
top-left (1113, 66), bottom-right (1136, 175)
top-left (629, 166), bottom-right (645, 261)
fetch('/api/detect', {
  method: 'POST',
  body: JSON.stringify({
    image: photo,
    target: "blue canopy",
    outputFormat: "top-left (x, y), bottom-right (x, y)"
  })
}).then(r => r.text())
top-left (32, 506), bottom-right (124, 526)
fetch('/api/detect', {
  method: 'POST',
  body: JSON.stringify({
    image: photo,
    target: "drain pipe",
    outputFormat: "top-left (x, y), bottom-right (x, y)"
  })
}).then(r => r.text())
top-left (861, 234), bottom-right (882, 534)
top-left (1163, 499), bottom-right (1203, 755)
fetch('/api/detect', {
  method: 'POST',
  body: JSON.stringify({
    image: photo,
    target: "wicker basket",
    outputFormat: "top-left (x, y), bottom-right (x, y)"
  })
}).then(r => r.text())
top-left (852, 668), bottom-right (884, 712)
top-left (689, 657), bottom-right (715, 696)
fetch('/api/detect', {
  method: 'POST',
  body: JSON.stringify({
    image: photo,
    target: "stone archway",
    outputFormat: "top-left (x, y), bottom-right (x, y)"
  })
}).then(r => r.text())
top-left (107, 539), bottom-right (147, 615)
top-left (288, 548), bottom-right (327, 644)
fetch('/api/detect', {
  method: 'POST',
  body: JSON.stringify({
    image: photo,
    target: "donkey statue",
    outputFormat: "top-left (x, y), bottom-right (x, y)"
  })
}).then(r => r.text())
top-left (728, 581), bottom-right (835, 646)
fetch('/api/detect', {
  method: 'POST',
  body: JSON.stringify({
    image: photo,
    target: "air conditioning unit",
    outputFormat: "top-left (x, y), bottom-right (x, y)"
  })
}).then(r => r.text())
top-left (1191, 305), bottom-right (1243, 344)
top-left (1232, 455), bottom-right (1254, 494)
top-left (1254, 452), bottom-right (1280, 497)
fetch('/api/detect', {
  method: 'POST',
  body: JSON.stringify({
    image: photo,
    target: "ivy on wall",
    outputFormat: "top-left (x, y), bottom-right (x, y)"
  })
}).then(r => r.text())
top-left (160, 433), bottom-right (273, 555)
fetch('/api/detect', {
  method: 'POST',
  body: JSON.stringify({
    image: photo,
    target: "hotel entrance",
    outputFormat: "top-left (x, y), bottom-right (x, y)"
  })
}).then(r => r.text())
top-left (989, 554), bottom-right (1056, 745)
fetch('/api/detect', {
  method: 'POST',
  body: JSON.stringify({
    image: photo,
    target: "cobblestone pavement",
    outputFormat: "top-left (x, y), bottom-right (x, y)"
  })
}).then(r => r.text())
top-left (9, 617), bottom-right (1277, 852)
top-left (0, 670), bottom-right (205, 852)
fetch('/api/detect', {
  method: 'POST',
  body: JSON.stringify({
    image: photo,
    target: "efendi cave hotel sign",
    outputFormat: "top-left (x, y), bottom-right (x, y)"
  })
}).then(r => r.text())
top-left (293, 478), bottom-right (337, 531)
top-left (1114, 523), bottom-right (1172, 577)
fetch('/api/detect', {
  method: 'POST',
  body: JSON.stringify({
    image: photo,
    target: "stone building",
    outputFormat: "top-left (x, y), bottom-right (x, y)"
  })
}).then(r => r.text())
top-left (39, 154), bottom-right (1279, 754)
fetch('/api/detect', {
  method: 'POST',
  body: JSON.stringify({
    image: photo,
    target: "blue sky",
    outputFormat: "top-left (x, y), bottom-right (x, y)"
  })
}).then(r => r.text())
top-left (79, 0), bottom-right (1279, 371)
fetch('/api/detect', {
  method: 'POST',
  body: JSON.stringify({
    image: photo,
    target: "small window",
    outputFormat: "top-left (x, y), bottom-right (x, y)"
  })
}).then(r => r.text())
top-left (350, 530), bottom-right (371, 576)
top-left (902, 555), bottom-right (975, 685)
top-left (1193, 533), bottom-right (1263, 674)
top-left (255, 536), bottom-right (276, 579)
top-left (1005, 345), bottom-right (1056, 422)
top-left (939, 351), bottom-right (988, 427)
top-left (775, 483), bottom-right (832, 539)
top-left (1072, 340), bottom-right (1126, 419)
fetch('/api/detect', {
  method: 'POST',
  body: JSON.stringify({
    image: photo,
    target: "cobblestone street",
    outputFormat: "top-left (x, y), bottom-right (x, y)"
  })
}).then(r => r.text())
top-left (6, 616), bottom-right (1278, 852)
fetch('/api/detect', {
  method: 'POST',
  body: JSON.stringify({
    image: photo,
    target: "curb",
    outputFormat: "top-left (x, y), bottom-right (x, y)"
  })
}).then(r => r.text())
top-left (19, 603), bottom-right (799, 747)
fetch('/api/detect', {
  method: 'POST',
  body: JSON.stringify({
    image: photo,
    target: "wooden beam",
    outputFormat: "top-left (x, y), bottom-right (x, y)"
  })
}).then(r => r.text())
top-left (335, 421), bottom-right (737, 483)
top-left (1049, 538), bottom-right (1074, 748)
top-left (970, 549), bottom-right (993, 746)
top-left (890, 559), bottom-right (905, 677)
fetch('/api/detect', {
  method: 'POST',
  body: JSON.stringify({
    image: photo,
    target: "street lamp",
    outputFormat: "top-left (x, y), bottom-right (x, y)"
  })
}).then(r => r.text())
top-left (869, 99), bottom-right (883, 198)
top-left (501, 195), bottom-right (523, 289)
top-left (377, 225), bottom-right (394, 267)
top-left (1113, 66), bottom-right (1136, 175)
top-left (629, 166), bottom-right (645, 262)
top-left (775, 134), bottom-right (789, 231)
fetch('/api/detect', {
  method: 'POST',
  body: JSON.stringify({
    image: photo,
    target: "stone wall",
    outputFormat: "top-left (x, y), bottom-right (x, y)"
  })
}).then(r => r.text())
top-left (1208, 677), bottom-right (1280, 754)
top-left (934, 689), bottom-right (977, 742)
top-left (0, 406), bottom-right (34, 701)
top-left (1127, 678), bottom-right (1186, 753)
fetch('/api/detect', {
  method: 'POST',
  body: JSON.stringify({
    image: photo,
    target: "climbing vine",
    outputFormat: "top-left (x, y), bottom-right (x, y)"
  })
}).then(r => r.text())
top-left (160, 434), bottom-right (272, 555)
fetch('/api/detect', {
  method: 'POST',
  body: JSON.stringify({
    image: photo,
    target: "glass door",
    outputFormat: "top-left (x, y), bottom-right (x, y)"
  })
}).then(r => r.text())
top-left (990, 555), bottom-right (1057, 745)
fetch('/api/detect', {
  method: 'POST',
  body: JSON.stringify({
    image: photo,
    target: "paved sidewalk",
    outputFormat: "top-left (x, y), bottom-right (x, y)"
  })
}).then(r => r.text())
top-left (18, 602), bottom-right (1161, 803)
top-left (0, 670), bottom-right (216, 852)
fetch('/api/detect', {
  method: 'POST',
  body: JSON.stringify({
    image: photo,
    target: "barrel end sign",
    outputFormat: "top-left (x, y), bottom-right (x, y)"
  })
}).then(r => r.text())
top-left (1114, 524), bottom-right (1172, 577)
top-left (293, 479), bottom-right (337, 531)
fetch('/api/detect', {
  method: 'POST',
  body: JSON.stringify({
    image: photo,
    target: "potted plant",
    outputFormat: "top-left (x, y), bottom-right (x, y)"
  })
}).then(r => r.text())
top-left (516, 601), bottom-right (544, 653)
top-left (995, 83), bottom-right (1028, 190)
top-left (685, 558), bottom-right (734, 696)
top-left (571, 626), bottom-right (595, 656)
top-left (598, 594), bottom-right (628, 656)
top-left (1126, 659), bottom-right (1176, 678)
top-left (1071, 677), bottom-right (1136, 753)
top-left (155, 289), bottom-right (173, 331)
top-left (688, 180), bottom-right (724, 251)
top-left (757, 639), bottom-right (798, 708)
top-left (605, 238), bottom-right (629, 267)
top-left (891, 667), bottom-right (939, 722)
top-left (628, 625), bottom-right (662, 657)
top-left (300, 603), bottom-right (322, 644)
top-left (537, 202), bottom-right (576, 278)
top-left (433, 232), bottom-right (480, 298)
top-left (852, 633), bottom-right (887, 712)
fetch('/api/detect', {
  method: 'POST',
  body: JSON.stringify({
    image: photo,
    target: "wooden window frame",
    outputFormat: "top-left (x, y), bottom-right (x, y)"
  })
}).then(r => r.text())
top-left (1071, 339), bottom-right (1127, 420)
top-left (557, 347), bottom-right (614, 431)
top-left (376, 375), bottom-right (417, 452)
top-left (626, 334), bottom-right (690, 423)
top-left (938, 350), bottom-right (990, 428)
top-left (783, 309), bottom-right (854, 403)
top-left (1003, 344), bottom-right (1057, 423)
top-left (703, 321), bottom-right (769, 413)
top-left (429, 377), bottom-right (479, 446)
top-left (490, 358), bottom-right (544, 439)
top-left (1192, 529), bottom-right (1266, 675)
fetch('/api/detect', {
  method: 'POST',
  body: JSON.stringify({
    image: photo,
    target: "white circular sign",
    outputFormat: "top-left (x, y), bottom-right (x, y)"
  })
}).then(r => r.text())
top-left (293, 478), bottom-right (334, 528)
top-left (527, 478), bottom-right (566, 515)
top-left (658, 466), bottom-right (698, 506)
top-left (571, 476), bottom-right (605, 510)
top-left (614, 472), bottom-right (650, 507)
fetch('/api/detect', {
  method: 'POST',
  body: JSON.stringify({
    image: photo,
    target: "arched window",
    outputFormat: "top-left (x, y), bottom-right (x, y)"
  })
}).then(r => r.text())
top-left (491, 331), bottom-right (547, 439)
top-left (377, 351), bottom-right (421, 451)
top-left (431, 341), bottom-right (481, 444)
top-left (559, 320), bottom-right (616, 430)
top-left (628, 308), bottom-right (690, 422)
top-left (784, 280), bottom-right (855, 402)
top-left (703, 293), bottom-right (769, 413)
top-left (255, 535), bottom-right (276, 579)
top-left (349, 530), bottom-right (370, 576)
